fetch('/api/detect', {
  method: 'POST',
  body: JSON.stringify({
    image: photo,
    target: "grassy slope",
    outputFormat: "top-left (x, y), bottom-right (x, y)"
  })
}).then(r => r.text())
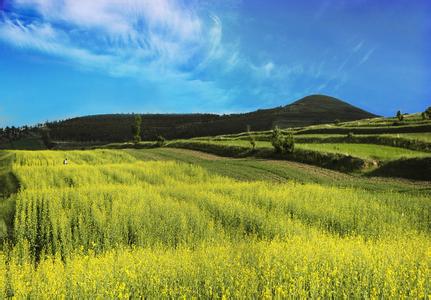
top-left (193, 139), bottom-right (430, 161)
top-left (125, 148), bottom-right (431, 195)
top-left (0, 151), bottom-right (18, 197)
top-left (0, 137), bottom-right (45, 150)
top-left (0, 151), bottom-right (18, 242)
top-left (381, 133), bottom-right (431, 142)
top-left (295, 143), bottom-right (431, 160)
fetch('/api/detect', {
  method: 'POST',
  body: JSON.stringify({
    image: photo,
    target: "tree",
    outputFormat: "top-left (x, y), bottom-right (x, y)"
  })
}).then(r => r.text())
top-left (271, 127), bottom-right (295, 154)
top-left (396, 110), bottom-right (403, 121)
top-left (425, 107), bottom-right (431, 119)
top-left (282, 132), bottom-right (295, 153)
top-left (131, 114), bottom-right (142, 143)
top-left (41, 129), bottom-right (54, 149)
top-left (270, 126), bottom-right (283, 153)
top-left (246, 125), bottom-right (256, 150)
top-left (422, 112), bottom-right (427, 120)
top-left (156, 135), bottom-right (166, 147)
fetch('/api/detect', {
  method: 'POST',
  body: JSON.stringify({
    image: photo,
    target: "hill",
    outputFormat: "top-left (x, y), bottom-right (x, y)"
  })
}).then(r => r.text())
top-left (47, 94), bottom-right (377, 142)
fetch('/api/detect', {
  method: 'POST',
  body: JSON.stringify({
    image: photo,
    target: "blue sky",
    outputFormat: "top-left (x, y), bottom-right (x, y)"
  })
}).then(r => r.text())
top-left (0, 0), bottom-right (430, 127)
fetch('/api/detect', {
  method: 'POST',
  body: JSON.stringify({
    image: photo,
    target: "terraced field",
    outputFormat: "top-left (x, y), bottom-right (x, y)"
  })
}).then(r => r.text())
top-left (0, 149), bottom-right (430, 298)
top-left (191, 139), bottom-right (430, 161)
top-left (295, 143), bottom-right (431, 160)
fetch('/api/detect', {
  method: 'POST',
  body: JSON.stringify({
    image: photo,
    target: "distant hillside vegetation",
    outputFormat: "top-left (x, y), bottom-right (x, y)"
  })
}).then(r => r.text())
top-left (47, 95), bottom-right (377, 141)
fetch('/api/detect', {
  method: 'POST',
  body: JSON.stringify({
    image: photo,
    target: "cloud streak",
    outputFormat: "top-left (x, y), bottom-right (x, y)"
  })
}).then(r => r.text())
top-left (0, 0), bottom-right (227, 80)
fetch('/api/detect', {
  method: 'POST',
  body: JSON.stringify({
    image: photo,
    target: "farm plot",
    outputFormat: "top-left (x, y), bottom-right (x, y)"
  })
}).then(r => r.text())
top-left (0, 150), bottom-right (429, 298)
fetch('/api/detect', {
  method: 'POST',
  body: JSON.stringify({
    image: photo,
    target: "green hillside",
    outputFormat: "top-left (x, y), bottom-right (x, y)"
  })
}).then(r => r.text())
top-left (46, 94), bottom-right (377, 142)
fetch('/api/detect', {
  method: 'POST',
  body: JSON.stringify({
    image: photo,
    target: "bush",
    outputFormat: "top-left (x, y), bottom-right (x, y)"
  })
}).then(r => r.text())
top-left (131, 114), bottom-right (142, 144)
top-left (282, 133), bottom-right (295, 153)
top-left (156, 135), bottom-right (166, 147)
top-left (425, 107), bottom-right (431, 119)
top-left (270, 127), bottom-right (283, 153)
top-left (271, 127), bottom-right (294, 154)
top-left (246, 127), bottom-right (256, 150)
top-left (396, 110), bottom-right (404, 121)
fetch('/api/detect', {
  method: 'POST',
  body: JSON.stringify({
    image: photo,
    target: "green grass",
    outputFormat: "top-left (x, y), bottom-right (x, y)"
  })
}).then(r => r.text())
top-left (0, 137), bottom-right (45, 150)
top-left (198, 139), bottom-right (431, 161)
top-left (0, 151), bottom-right (18, 196)
top-left (293, 133), bottom-right (431, 143)
top-left (295, 143), bottom-right (431, 161)
top-left (195, 139), bottom-right (271, 148)
top-left (0, 151), bottom-right (18, 243)
top-left (126, 148), bottom-right (431, 195)
top-left (381, 133), bottom-right (431, 143)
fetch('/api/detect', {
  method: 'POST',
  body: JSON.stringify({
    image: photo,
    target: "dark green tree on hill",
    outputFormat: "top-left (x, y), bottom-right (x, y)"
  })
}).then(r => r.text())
top-left (271, 126), bottom-right (283, 153)
top-left (425, 107), bottom-right (431, 119)
top-left (156, 135), bottom-right (166, 147)
top-left (131, 115), bottom-right (142, 143)
top-left (282, 132), bottom-right (295, 153)
top-left (396, 110), bottom-right (403, 121)
top-left (41, 129), bottom-right (54, 149)
top-left (271, 127), bottom-right (294, 154)
top-left (246, 125), bottom-right (256, 150)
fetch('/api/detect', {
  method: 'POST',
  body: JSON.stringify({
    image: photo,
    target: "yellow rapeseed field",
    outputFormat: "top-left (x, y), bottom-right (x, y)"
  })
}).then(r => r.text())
top-left (0, 150), bottom-right (429, 298)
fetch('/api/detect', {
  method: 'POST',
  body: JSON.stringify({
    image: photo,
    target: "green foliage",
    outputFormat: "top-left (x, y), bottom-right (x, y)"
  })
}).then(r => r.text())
top-left (425, 107), bottom-right (431, 119)
top-left (42, 95), bottom-right (376, 142)
top-left (270, 128), bottom-right (295, 154)
top-left (270, 127), bottom-right (283, 153)
top-left (131, 114), bottom-right (142, 143)
top-left (246, 126), bottom-right (256, 150)
top-left (40, 129), bottom-right (54, 149)
top-left (156, 135), bottom-right (166, 147)
top-left (396, 110), bottom-right (404, 121)
top-left (128, 148), bottom-right (430, 194)
top-left (282, 132), bottom-right (295, 153)
top-left (334, 119), bottom-right (340, 125)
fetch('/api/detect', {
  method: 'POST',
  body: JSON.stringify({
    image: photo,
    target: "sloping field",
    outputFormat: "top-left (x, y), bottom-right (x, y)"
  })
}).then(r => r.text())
top-left (199, 140), bottom-right (430, 161)
top-left (0, 150), bottom-right (429, 298)
top-left (295, 143), bottom-right (431, 160)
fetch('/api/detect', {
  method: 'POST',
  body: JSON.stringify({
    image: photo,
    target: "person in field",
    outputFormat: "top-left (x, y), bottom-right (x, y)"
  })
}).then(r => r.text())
top-left (63, 158), bottom-right (68, 165)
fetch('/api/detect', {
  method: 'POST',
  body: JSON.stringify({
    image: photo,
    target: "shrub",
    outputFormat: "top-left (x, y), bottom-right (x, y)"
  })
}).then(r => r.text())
top-left (271, 127), bottom-right (294, 154)
top-left (246, 127), bottom-right (256, 150)
top-left (282, 133), bottom-right (295, 153)
top-left (425, 107), bottom-right (431, 119)
top-left (156, 135), bottom-right (166, 147)
top-left (396, 110), bottom-right (404, 121)
top-left (270, 127), bottom-right (283, 153)
top-left (131, 115), bottom-right (142, 144)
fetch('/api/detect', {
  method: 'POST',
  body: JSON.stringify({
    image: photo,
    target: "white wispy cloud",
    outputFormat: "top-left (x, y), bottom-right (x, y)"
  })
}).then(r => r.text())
top-left (353, 40), bottom-right (364, 52)
top-left (0, 0), bottom-right (227, 80)
top-left (359, 48), bottom-right (376, 65)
